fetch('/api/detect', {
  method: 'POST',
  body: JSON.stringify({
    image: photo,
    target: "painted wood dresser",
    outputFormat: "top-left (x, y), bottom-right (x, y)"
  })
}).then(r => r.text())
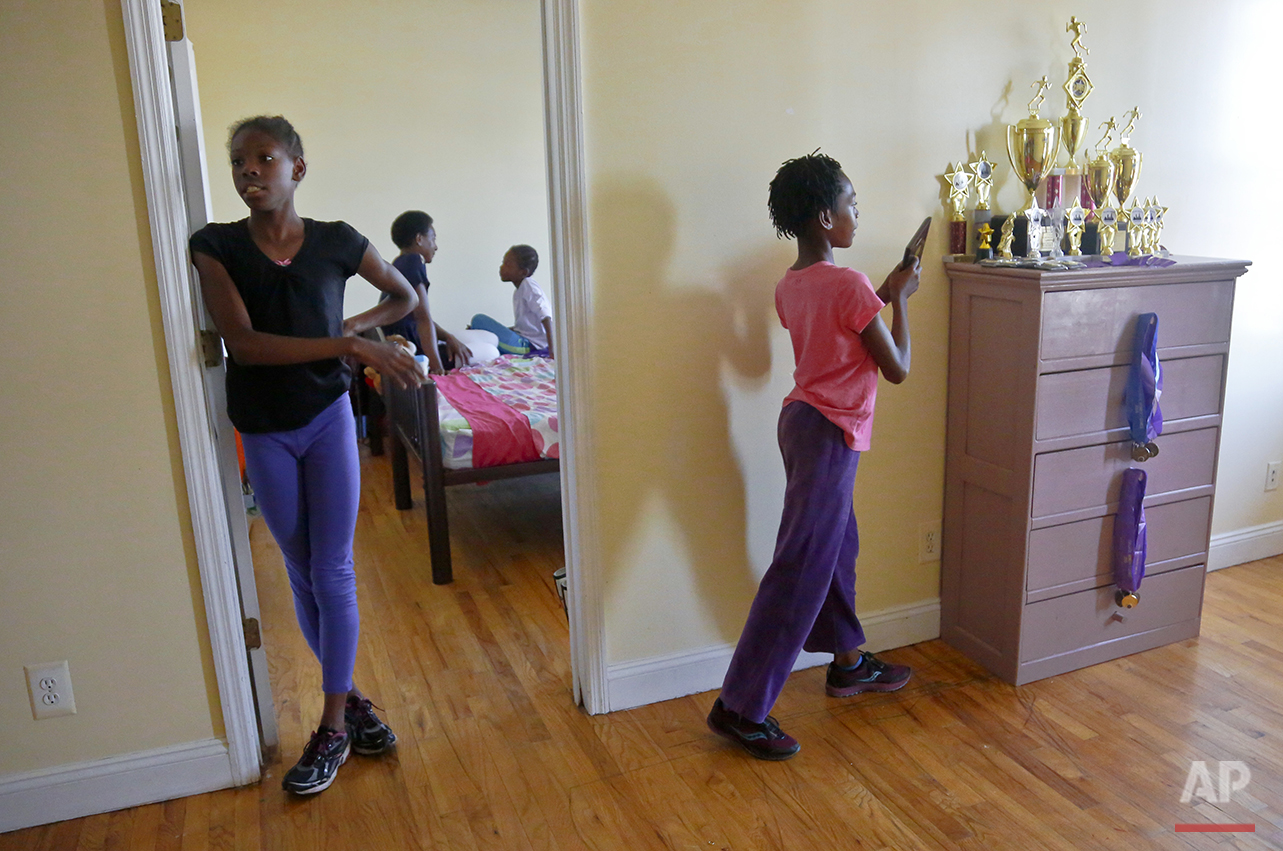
top-left (940, 256), bottom-right (1250, 685)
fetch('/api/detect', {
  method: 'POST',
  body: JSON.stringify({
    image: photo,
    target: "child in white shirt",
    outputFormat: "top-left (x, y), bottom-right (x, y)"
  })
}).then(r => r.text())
top-left (469, 244), bottom-right (553, 357)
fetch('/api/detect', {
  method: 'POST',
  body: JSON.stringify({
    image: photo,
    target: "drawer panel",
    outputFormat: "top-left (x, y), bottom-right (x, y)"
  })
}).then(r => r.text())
top-left (1027, 496), bottom-right (1212, 593)
top-left (1036, 355), bottom-right (1224, 441)
top-left (1020, 563), bottom-right (1205, 663)
top-left (1032, 428), bottom-right (1218, 518)
top-left (1041, 282), bottom-right (1233, 361)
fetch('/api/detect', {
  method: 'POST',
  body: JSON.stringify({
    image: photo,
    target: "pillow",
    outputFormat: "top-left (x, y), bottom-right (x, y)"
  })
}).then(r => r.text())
top-left (452, 328), bottom-right (501, 366)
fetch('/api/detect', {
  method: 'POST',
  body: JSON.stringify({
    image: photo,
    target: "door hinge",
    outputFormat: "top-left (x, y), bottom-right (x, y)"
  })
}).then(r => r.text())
top-left (160, 0), bottom-right (184, 41)
top-left (200, 329), bottom-right (224, 367)
top-left (243, 617), bottom-right (262, 651)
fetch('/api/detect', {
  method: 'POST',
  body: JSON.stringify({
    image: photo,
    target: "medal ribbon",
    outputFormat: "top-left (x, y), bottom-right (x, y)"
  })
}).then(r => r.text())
top-left (1124, 312), bottom-right (1163, 446)
top-left (1113, 468), bottom-right (1148, 595)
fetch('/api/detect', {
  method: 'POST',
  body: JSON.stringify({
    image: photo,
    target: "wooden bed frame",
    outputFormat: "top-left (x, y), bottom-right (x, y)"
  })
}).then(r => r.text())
top-left (383, 374), bottom-right (560, 585)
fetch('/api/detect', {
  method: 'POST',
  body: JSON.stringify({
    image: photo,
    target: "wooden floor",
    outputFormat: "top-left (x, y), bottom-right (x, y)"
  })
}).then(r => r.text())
top-left (4, 446), bottom-right (1281, 850)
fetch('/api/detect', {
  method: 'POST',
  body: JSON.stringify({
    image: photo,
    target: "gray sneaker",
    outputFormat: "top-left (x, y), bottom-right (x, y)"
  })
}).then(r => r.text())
top-left (344, 695), bottom-right (398, 755)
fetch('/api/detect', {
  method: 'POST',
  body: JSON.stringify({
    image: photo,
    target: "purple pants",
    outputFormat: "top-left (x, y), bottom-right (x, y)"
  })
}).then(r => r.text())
top-left (239, 395), bottom-right (361, 695)
top-left (720, 401), bottom-right (866, 723)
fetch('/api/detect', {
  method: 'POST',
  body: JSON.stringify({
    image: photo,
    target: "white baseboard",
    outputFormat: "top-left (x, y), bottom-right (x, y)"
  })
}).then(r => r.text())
top-left (0, 738), bottom-right (236, 834)
top-left (605, 598), bottom-right (941, 713)
top-left (1208, 520), bottom-right (1283, 572)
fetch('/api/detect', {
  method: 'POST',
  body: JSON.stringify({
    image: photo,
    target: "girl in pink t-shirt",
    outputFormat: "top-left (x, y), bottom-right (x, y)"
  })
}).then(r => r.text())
top-left (708, 152), bottom-right (920, 760)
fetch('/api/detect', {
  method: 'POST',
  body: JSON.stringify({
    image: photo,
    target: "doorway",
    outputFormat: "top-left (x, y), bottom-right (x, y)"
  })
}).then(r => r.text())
top-left (123, 0), bottom-right (602, 788)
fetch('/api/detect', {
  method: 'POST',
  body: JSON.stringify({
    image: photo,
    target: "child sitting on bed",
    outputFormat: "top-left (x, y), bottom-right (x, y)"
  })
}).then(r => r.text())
top-left (469, 244), bottom-right (554, 358)
top-left (379, 210), bottom-right (472, 370)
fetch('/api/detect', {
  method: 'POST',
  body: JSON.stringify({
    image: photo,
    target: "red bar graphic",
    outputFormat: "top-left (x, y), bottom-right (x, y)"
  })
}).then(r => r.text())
top-left (1175, 824), bottom-right (1255, 833)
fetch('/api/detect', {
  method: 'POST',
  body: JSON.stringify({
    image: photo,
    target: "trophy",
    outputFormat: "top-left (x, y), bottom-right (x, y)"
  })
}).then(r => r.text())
top-left (945, 162), bottom-right (973, 254)
top-left (1006, 77), bottom-right (1061, 260)
top-left (996, 214), bottom-right (1016, 262)
top-left (1127, 200), bottom-right (1148, 257)
top-left (1062, 17), bottom-right (1094, 172)
top-left (1065, 199), bottom-right (1086, 255)
top-left (975, 222), bottom-right (994, 260)
top-left (1149, 198), bottom-right (1168, 254)
top-left (1085, 119), bottom-right (1118, 256)
top-left (969, 152), bottom-right (996, 210)
top-left (1112, 107), bottom-right (1144, 249)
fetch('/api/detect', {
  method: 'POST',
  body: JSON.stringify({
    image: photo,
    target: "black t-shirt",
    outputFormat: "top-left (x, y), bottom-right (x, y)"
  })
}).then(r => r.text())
top-left (189, 218), bottom-right (369, 433)
top-left (381, 252), bottom-right (429, 353)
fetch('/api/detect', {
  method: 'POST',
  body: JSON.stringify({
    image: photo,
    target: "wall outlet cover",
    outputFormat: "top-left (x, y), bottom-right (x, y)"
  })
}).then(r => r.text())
top-left (918, 520), bottom-right (943, 563)
top-left (25, 660), bottom-right (77, 720)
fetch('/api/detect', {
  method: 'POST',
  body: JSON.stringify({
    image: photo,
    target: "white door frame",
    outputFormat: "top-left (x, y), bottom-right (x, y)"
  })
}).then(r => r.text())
top-left (121, 0), bottom-right (607, 785)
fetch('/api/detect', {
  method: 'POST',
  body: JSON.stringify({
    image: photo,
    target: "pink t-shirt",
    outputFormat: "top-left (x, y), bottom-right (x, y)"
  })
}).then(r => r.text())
top-left (775, 262), bottom-right (885, 450)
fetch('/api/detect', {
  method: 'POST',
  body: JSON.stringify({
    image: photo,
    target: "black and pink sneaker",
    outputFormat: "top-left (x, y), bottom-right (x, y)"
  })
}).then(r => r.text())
top-left (707, 698), bottom-right (800, 761)
top-left (825, 652), bottom-right (912, 697)
top-left (281, 726), bottom-right (349, 795)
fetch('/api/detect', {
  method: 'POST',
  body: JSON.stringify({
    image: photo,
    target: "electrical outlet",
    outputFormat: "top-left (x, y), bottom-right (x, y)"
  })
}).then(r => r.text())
top-left (1268, 462), bottom-right (1281, 492)
top-left (25, 661), bottom-right (76, 720)
top-left (918, 520), bottom-right (942, 563)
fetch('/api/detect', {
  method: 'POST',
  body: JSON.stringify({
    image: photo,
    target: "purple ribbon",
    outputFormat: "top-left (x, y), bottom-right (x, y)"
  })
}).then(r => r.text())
top-left (1125, 313), bottom-right (1163, 446)
top-left (1113, 468), bottom-right (1148, 595)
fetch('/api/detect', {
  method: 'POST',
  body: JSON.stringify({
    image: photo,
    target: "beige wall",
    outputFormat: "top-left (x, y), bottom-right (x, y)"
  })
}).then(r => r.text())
top-left (0, 1), bottom-right (220, 776)
top-left (580, 0), bottom-right (1283, 663)
top-left (184, 0), bottom-right (550, 334)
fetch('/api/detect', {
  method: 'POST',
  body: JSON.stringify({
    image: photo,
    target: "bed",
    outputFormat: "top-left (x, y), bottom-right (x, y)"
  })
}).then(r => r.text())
top-left (383, 355), bottom-right (560, 584)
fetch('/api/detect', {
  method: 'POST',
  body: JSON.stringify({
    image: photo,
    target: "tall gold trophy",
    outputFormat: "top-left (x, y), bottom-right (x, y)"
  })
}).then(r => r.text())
top-left (1112, 107), bottom-right (1144, 252)
top-left (1062, 17), bottom-right (1094, 172)
top-left (1006, 77), bottom-right (1061, 260)
top-left (1085, 118), bottom-right (1118, 256)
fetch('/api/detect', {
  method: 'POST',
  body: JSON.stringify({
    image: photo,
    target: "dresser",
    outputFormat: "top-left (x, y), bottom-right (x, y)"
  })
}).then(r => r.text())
top-left (940, 257), bottom-right (1249, 685)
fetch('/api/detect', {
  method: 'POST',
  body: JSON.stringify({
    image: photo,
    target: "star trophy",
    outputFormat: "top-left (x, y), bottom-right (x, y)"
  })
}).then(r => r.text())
top-left (945, 162), bottom-right (973, 254)
top-left (1065, 198), bottom-right (1087, 255)
top-left (1062, 17), bottom-right (1094, 173)
top-left (1085, 118), bottom-right (1119, 256)
top-left (1112, 107), bottom-right (1144, 253)
top-left (969, 151), bottom-right (996, 250)
top-left (1006, 77), bottom-right (1061, 260)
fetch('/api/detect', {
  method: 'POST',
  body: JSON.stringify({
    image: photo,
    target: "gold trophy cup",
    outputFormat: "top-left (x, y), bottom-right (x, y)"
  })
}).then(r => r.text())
top-left (1085, 119), bottom-right (1118, 256)
top-left (1112, 107), bottom-right (1144, 211)
top-left (1006, 77), bottom-right (1061, 260)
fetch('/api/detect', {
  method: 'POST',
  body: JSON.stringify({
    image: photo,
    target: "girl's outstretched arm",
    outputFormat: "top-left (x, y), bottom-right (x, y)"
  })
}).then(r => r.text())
top-left (860, 258), bottom-right (919, 384)
top-left (344, 247), bottom-right (444, 374)
top-left (194, 250), bottom-right (425, 389)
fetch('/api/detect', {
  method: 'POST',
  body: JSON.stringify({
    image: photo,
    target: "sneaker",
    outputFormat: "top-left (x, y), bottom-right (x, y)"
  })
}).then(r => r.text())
top-left (344, 695), bottom-right (398, 755)
top-left (281, 727), bottom-right (349, 795)
top-left (706, 698), bottom-right (800, 761)
top-left (825, 651), bottom-right (912, 697)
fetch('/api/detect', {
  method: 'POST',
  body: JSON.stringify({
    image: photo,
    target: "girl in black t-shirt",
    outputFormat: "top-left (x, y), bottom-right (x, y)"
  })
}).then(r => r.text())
top-left (191, 115), bottom-right (425, 795)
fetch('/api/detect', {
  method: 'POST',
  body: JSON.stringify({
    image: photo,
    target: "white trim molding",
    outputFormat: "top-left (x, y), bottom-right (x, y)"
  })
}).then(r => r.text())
top-left (541, 0), bottom-right (606, 713)
top-left (120, 0), bottom-right (260, 784)
top-left (0, 739), bottom-right (234, 834)
top-left (604, 598), bottom-right (942, 713)
top-left (1208, 520), bottom-right (1283, 571)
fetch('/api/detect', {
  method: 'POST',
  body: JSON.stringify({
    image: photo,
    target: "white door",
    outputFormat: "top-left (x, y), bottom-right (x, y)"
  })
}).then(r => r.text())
top-left (166, 34), bottom-right (279, 753)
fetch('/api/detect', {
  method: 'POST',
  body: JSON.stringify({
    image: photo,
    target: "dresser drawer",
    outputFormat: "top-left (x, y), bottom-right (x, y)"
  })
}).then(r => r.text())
top-left (1041, 282), bottom-right (1234, 361)
top-left (1027, 496), bottom-right (1212, 594)
top-left (1035, 355), bottom-right (1224, 441)
top-left (1020, 563), bottom-right (1205, 663)
top-left (1031, 428), bottom-right (1218, 518)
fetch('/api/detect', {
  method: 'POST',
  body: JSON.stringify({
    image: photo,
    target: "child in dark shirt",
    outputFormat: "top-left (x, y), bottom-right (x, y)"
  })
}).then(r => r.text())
top-left (191, 115), bottom-right (422, 794)
top-left (380, 210), bottom-right (471, 370)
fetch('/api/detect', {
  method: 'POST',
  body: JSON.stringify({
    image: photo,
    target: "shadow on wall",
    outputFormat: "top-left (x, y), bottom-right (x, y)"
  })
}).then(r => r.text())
top-left (592, 176), bottom-right (783, 643)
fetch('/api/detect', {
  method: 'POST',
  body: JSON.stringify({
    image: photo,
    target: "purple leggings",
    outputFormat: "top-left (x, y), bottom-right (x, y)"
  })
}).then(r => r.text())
top-left (240, 395), bottom-right (361, 695)
top-left (720, 401), bottom-right (866, 723)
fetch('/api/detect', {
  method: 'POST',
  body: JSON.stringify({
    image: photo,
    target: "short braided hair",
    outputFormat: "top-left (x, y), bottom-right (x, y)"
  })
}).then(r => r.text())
top-left (228, 115), bottom-right (304, 160)
top-left (767, 151), bottom-right (845, 239)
